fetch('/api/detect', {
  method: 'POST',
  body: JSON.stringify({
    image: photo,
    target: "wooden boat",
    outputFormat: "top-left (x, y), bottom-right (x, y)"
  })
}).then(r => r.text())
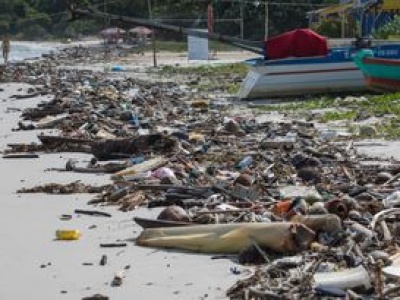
top-left (238, 38), bottom-right (400, 98)
top-left (353, 49), bottom-right (400, 92)
top-left (134, 217), bottom-right (193, 229)
top-left (70, 5), bottom-right (400, 98)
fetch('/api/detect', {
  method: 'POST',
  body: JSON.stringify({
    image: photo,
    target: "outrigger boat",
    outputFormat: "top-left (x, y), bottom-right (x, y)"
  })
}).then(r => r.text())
top-left (69, 4), bottom-right (400, 99)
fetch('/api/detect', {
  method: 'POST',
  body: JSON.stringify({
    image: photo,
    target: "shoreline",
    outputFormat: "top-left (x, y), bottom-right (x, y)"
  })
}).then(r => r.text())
top-left (3, 39), bottom-right (257, 67)
top-left (0, 82), bottom-right (238, 299)
top-left (0, 45), bottom-right (250, 300)
top-left (1, 42), bottom-right (400, 300)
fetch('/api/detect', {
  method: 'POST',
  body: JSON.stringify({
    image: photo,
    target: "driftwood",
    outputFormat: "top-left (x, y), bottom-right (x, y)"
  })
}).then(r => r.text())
top-left (2, 153), bottom-right (39, 159)
top-left (148, 199), bottom-right (209, 209)
top-left (22, 107), bottom-right (65, 120)
top-left (18, 182), bottom-right (112, 194)
top-left (11, 92), bottom-right (41, 99)
top-left (33, 135), bottom-right (93, 153)
top-left (381, 170), bottom-right (400, 187)
top-left (100, 243), bottom-right (127, 248)
top-left (89, 190), bottom-right (147, 211)
top-left (116, 192), bottom-right (147, 211)
top-left (134, 217), bottom-right (192, 229)
top-left (5, 135), bottom-right (92, 154)
top-left (55, 160), bottom-right (127, 174)
top-left (212, 184), bottom-right (252, 203)
top-left (5, 143), bottom-right (45, 154)
top-left (91, 134), bottom-right (178, 161)
top-left (50, 165), bottom-right (125, 174)
top-left (74, 209), bottom-right (112, 218)
top-left (38, 135), bottom-right (92, 147)
top-left (195, 209), bottom-right (251, 215)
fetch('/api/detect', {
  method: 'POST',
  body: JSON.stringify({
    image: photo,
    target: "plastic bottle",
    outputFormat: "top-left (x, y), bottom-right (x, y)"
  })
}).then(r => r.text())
top-left (236, 156), bottom-right (253, 170)
top-left (285, 131), bottom-right (298, 142)
top-left (383, 191), bottom-right (400, 208)
top-left (131, 115), bottom-right (140, 127)
top-left (131, 156), bottom-right (145, 165)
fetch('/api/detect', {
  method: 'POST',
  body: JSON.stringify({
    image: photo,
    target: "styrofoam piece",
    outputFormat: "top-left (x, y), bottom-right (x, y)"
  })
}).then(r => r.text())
top-left (313, 265), bottom-right (371, 289)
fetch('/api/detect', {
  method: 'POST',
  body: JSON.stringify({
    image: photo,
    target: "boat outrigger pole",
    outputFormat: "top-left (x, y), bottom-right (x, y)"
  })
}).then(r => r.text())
top-left (68, 2), bottom-right (264, 55)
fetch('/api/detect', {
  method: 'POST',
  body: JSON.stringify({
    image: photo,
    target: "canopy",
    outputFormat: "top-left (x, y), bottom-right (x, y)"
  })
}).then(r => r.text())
top-left (129, 26), bottom-right (152, 35)
top-left (314, 3), bottom-right (352, 17)
top-left (264, 29), bottom-right (328, 60)
top-left (99, 27), bottom-right (126, 36)
top-left (381, 0), bottom-right (400, 10)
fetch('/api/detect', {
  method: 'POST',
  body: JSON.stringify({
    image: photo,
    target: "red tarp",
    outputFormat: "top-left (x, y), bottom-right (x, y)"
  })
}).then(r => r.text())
top-left (265, 29), bottom-right (328, 59)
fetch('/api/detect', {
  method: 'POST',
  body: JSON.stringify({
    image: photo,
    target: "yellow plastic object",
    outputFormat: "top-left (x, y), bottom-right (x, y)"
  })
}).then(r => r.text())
top-left (56, 230), bottom-right (81, 241)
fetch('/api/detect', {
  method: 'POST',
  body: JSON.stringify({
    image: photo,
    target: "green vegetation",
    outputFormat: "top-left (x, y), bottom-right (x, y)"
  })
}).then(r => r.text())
top-left (377, 118), bottom-right (400, 138)
top-left (373, 15), bottom-right (400, 40)
top-left (257, 92), bottom-right (400, 115)
top-left (313, 19), bottom-right (343, 38)
top-left (159, 62), bottom-right (248, 76)
top-left (0, 0), bottom-right (338, 41)
top-left (319, 110), bottom-right (357, 122)
top-left (362, 92), bottom-right (400, 116)
top-left (255, 92), bottom-right (400, 138)
top-left (156, 62), bottom-right (246, 94)
top-left (142, 40), bottom-right (240, 53)
top-left (256, 96), bottom-right (336, 112)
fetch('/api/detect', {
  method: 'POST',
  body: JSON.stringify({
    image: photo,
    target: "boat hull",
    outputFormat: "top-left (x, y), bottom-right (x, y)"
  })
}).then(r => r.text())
top-left (238, 44), bottom-right (400, 99)
top-left (238, 62), bottom-right (364, 98)
top-left (353, 49), bottom-right (400, 92)
top-left (366, 77), bottom-right (400, 92)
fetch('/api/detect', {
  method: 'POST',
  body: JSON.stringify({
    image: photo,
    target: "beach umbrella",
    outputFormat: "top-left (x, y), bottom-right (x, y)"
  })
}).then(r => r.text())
top-left (99, 27), bottom-right (126, 37)
top-left (129, 26), bottom-right (152, 35)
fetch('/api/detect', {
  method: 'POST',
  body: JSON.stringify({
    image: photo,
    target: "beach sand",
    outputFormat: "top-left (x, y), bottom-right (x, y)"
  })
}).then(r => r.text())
top-left (1, 46), bottom-right (400, 300)
top-left (0, 53), bottom-right (245, 299)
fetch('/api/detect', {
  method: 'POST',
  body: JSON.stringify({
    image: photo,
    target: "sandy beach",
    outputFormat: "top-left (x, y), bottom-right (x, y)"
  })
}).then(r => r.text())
top-left (2, 42), bottom-right (400, 300)
top-left (0, 47), bottom-right (253, 300)
top-left (0, 84), bottom-right (239, 299)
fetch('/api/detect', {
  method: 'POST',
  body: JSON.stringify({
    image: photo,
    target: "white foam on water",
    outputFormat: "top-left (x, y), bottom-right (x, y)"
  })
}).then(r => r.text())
top-left (2, 41), bottom-right (56, 63)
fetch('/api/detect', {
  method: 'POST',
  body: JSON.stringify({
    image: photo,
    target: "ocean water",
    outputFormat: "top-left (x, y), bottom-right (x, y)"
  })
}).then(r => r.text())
top-left (2, 42), bottom-right (56, 63)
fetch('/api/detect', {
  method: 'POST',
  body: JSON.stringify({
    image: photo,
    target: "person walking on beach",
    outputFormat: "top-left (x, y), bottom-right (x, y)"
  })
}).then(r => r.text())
top-left (2, 33), bottom-right (10, 64)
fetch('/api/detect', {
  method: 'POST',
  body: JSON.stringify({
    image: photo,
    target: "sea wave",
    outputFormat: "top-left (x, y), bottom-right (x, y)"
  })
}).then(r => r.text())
top-left (2, 42), bottom-right (57, 63)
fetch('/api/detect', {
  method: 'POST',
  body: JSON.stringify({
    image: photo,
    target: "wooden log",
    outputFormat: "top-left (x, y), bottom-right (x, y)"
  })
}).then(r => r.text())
top-left (100, 243), bottom-right (127, 248)
top-left (74, 209), bottom-right (112, 218)
top-left (2, 153), bottom-right (39, 159)
top-left (134, 217), bottom-right (192, 229)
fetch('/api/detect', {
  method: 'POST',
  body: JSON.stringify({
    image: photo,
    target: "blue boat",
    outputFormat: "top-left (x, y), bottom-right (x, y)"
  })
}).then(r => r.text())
top-left (238, 42), bottom-right (400, 99)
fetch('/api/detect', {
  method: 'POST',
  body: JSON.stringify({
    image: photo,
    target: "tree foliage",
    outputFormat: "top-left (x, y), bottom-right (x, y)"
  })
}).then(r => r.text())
top-left (0, 0), bottom-right (336, 40)
top-left (373, 15), bottom-right (400, 39)
top-left (313, 19), bottom-right (342, 38)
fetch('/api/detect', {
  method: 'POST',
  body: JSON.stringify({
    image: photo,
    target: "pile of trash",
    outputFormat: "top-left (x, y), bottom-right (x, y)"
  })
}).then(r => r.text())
top-left (4, 46), bottom-right (400, 299)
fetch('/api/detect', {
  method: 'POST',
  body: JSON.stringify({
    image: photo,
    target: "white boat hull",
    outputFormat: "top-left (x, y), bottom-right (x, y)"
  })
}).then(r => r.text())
top-left (237, 61), bottom-right (366, 99)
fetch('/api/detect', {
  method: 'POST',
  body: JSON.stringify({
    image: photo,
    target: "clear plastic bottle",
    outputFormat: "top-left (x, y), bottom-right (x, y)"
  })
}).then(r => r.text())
top-left (236, 156), bottom-right (253, 170)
